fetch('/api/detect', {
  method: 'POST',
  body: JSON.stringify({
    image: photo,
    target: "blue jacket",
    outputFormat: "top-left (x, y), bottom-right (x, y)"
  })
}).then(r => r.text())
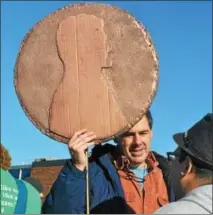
top-left (42, 144), bottom-right (180, 214)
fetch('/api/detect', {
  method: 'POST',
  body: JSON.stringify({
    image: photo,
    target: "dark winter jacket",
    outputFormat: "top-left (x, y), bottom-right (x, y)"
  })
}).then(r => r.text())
top-left (42, 144), bottom-right (183, 214)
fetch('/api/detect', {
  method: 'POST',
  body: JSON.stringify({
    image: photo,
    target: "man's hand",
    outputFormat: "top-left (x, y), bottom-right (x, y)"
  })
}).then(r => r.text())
top-left (68, 129), bottom-right (97, 171)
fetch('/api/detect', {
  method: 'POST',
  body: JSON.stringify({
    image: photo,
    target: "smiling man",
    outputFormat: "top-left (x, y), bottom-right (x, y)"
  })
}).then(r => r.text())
top-left (113, 111), bottom-right (170, 214)
top-left (118, 115), bottom-right (152, 166)
top-left (42, 111), bottom-right (177, 214)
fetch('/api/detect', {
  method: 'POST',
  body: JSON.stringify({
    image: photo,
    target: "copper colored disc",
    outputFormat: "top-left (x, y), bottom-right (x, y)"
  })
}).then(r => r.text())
top-left (14, 3), bottom-right (159, 143)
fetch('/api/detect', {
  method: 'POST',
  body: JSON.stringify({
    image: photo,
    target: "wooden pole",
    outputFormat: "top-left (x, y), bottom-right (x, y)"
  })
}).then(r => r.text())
top-left (85, 150), bottom-right (90, 214)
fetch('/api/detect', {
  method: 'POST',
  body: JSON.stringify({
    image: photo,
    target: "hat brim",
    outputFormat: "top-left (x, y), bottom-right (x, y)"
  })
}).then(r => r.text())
top-left (173, 133), bottom-right (196, 158)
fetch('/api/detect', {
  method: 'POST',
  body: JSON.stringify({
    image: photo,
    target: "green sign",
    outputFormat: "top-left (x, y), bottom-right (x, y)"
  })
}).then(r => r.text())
top-left (24, 180), bottom-right (41, 214)
top-left (1, 168), bottom-right (42, 214)
top-left (1, 168), bottom-right (18, 214)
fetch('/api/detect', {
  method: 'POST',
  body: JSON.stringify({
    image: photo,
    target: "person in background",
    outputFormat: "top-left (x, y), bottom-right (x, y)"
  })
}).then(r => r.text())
top-left (0, 144), bottom-right (42, 214)
top-left (154, 113), bottom-right (212, 214)
top-left (43, 110), bottom-right (183, 214)
top-left (0, 143), bottom-right (11, 171)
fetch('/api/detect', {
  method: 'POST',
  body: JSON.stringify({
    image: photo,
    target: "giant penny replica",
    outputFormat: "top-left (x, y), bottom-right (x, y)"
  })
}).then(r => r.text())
top-left (14, 3), bottom-right (159, 143)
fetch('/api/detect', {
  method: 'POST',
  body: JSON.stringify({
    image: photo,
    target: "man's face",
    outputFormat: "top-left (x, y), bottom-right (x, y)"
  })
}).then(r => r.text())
top-left (120, 116), bottom-right (152, 167)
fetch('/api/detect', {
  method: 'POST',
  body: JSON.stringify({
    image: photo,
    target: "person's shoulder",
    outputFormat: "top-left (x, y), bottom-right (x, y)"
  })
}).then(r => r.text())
top-left (151, 151), bottom-right (170, 171)
top-left (153, 200), bottom-right (206, 214)
top-left (152, 151), bottom-right (168, 161)
top-left (153, 201), bottom-right (183, 214)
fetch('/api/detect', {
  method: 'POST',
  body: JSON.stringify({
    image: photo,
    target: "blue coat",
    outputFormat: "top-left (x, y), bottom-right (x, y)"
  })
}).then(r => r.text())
top-left (42, 144), bottom-right (178, 214)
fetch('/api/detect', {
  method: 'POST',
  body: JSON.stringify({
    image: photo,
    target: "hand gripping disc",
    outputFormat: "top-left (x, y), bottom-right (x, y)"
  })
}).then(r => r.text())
top-left (14, 3), bottom-right (159, 143)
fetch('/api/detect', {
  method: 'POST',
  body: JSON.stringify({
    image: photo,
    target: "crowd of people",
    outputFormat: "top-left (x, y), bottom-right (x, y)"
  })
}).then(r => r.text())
top-left (1, 111), bottom-right (212, 214)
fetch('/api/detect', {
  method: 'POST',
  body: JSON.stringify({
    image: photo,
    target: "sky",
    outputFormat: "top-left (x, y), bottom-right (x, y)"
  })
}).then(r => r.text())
top-left (1, 1), bottom-right (212, 165)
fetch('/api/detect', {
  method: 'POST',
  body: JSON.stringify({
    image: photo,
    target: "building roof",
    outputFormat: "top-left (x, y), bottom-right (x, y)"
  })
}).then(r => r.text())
top-left (9, 158), bottom-right (68, 170)
top-left (32, 159), bottom-right (67, 167)
top-left (10, 164), bottom-right (32, 170)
